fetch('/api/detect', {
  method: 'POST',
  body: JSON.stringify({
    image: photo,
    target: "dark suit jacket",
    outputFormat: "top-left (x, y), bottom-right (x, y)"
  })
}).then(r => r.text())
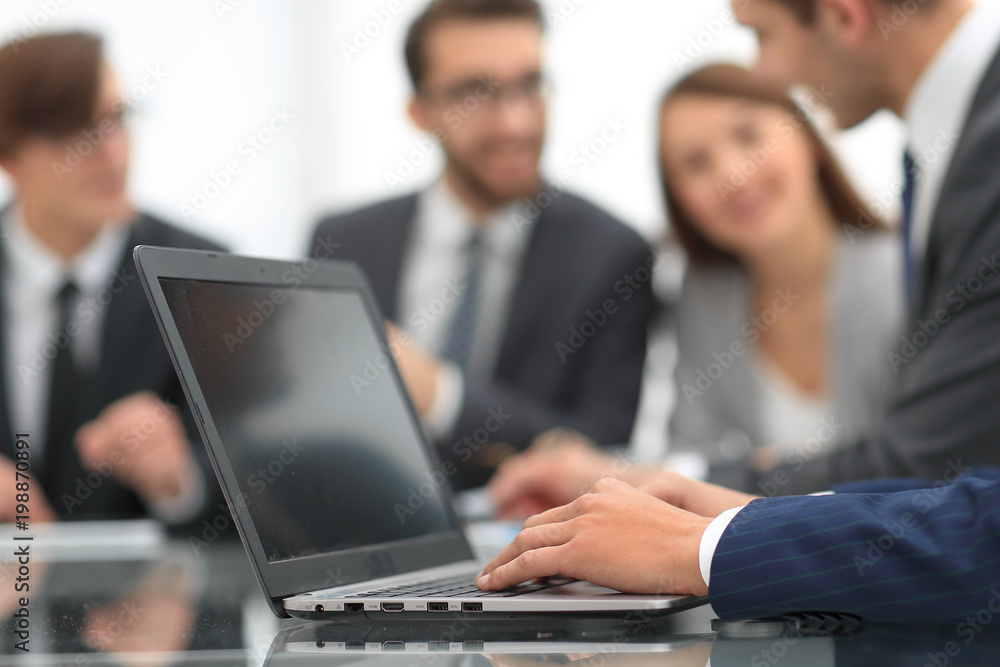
top-left (710, 467), bottom-right (1000, 624)
top-left (749, 42), bottom-right (1000, 495)
top-left (0, 211), bottom-right (224, 520)
top-left (310, 191), bottom-right (654, 487)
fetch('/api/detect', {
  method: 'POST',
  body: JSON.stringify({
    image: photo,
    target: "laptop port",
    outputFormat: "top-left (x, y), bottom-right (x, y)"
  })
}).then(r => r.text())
top-left (314, 604), bottom-right (325, 613)
top-left (346, 642), bottom-right (366, 651)
top-left (463, 641), bottom-right (484, 652)
top-left (380, 602), bottom-right (405, 612)
top-left (429, 641), bottom-right (451, 652)
top-left (382, 641), bottom-right (405, 651)
top-left (344, 603), bottom-right (364, 612)
top-left (461, 602), bottom-right (483, 612)
top-left (428, 602), bottom-right (449, 612)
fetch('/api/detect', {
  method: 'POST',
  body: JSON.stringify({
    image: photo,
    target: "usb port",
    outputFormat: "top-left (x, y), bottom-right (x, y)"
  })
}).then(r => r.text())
top-left (428, 602), bottom-right (449, 612)
top-left (429, 641), bottom-right (451, 652)
top-left (380, 602), bottom-right (405, 612)
top-left (461, 602), bottom-right (483, 612)
top-left (344, 603), bottom-right (364, 612)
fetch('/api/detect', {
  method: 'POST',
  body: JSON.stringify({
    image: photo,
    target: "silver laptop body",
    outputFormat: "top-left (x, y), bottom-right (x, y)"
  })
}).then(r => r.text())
top-left (134, 246), bottom-right (704, 621)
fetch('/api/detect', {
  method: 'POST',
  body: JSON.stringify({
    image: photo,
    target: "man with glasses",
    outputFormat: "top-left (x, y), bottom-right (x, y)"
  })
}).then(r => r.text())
top-left (311, 0), bottom-right (655, 490)
top-left (0, 33), bottom-right (223, 523)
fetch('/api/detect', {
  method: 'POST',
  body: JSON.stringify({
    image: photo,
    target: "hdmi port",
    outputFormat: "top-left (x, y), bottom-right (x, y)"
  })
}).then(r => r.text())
top-left (428, 602), bottom-right (449, 612)
top-left (380, 602), bottom-right (405, 612)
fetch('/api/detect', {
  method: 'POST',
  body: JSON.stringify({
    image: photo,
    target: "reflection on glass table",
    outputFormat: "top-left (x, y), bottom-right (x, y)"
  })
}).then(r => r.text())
top-left (0, 521), bottom-right (998, 667)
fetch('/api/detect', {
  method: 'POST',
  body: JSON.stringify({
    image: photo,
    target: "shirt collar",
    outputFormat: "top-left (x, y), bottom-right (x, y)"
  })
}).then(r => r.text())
top-left (421, 178), bottom-right (536, 259)
top-left (904, 1), bottom-right (1000, 161)
top-left (2, 204), bottom-right (130, 299)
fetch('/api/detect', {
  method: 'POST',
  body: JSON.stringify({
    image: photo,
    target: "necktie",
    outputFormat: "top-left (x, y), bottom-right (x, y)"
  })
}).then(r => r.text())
top-left (44, 280), bottom-right (81, 468)
top-left (441, 232), bottom-right (484, 374)
top-left (901, 150), bottom-right (918, 301)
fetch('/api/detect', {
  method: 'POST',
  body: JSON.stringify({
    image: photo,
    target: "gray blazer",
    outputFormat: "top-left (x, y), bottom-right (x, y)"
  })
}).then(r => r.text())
top-left (671, 232), bottom-right (904, 470)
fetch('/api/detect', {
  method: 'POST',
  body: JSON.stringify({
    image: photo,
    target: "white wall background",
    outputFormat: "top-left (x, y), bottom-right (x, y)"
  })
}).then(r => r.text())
top-left (0, 0), bottom-right (911, 257)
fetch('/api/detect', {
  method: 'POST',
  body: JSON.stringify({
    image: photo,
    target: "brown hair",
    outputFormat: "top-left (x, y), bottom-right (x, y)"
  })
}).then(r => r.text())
top-left (0, 32), bottom-right (104, 157)
top-left (767, 0), bottom-right (940, 23)
top-left (659, 64), bottom-right (884, 266)
top-left (405, 0), bottom-right (543, 91)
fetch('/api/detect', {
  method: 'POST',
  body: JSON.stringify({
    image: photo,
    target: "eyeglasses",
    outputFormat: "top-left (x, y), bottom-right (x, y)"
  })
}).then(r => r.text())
top-left (419, 73), bottom-right (551, 112)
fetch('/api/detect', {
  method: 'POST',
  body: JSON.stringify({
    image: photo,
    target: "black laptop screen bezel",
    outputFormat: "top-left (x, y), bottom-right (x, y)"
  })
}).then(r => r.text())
top-left (134, 246), bottom-right (475, 616)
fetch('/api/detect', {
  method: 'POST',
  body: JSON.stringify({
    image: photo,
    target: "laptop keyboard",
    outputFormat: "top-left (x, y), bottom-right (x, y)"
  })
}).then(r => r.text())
top-left (345, 574), bottom-right (561, 599)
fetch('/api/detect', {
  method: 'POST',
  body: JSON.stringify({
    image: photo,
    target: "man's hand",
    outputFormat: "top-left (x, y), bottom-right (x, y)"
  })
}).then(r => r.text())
top-left (0, 456), bottom-right (55, 523)
top-left (640, 472), bottom-right (757, 518)
top-left (477, 477), bottom-right (711, 597)
top-left (488, 430), bottom-right (661, 519)
top-left (386, 323), bottom-right (441, 416)
top-left (75, 392), bottom-right (195, 506)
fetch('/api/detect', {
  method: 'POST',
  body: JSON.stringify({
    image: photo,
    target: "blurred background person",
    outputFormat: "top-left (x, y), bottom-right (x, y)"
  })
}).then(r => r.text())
top-left (0, 32), bottom-right (223, 523)
top-left (488, 64), bottom-right (903, 516)
top-left (310, 0), bottom-right (655, 490)
top-left (662, 64), bottom-right (902, 489)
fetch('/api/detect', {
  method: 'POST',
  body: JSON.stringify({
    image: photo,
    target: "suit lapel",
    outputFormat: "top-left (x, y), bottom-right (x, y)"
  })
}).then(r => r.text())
top-left (492, 204), bottom-right (554, 378)
top-left (918, 42), bottom-right (1000, 315)
top-left (91, 222), bottom-right (144, 413)
top-left (364, 196), bottom-right (417, 321)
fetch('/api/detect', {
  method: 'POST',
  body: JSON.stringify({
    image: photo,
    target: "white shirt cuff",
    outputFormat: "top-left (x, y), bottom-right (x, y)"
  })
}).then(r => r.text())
top-left (147, 456), bottom-right (207, 524)
top-left (698, 506), bottom-right (746, 588)
top-left (423, 361), bottom-right (464, 440)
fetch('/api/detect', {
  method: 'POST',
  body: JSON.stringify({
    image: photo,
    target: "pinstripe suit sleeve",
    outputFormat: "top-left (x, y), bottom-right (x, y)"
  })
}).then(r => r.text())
top-left (709, 468), bottom-right (1000, 624)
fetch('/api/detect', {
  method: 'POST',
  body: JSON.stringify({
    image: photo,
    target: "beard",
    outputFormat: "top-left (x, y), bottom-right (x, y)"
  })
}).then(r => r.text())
top-left (444, 142), bottom-right (542, 210)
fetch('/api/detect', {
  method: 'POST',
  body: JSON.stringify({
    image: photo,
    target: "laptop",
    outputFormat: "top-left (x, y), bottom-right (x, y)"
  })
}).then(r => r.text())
top-left (134, 246), bottom-right (705, 621)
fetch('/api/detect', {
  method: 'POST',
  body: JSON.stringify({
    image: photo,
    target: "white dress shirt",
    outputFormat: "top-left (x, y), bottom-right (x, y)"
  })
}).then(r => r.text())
top-left (904, 1), bottom-right (1000, 265)
top-left (3, 206), bottom-right (128, 453)
top-left (397, 179), bottom-right (535, 439)
top-left (699, 3), bottom-right (1000, 586)
top-left (2, 206), bottom-right (203, 522)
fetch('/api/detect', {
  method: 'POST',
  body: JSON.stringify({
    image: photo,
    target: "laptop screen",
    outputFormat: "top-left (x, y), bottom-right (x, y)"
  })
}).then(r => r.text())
top-left (158, 278), bottom-right (458, 563)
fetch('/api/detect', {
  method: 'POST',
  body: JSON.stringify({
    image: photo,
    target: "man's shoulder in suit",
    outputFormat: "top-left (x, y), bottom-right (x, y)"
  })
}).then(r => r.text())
top-left (130, 211), bottom-right (226, 253)
top-left (310, 194), bottom-right (419, 244)
top-left (536, 188), bottom-right (650, 257)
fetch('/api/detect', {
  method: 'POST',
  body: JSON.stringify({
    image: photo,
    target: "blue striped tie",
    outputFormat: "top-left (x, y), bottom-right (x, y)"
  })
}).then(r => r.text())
top-left (441, 232), bottom-right (484, 373)
top-left (901, 150), bottom-right (918, 301)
